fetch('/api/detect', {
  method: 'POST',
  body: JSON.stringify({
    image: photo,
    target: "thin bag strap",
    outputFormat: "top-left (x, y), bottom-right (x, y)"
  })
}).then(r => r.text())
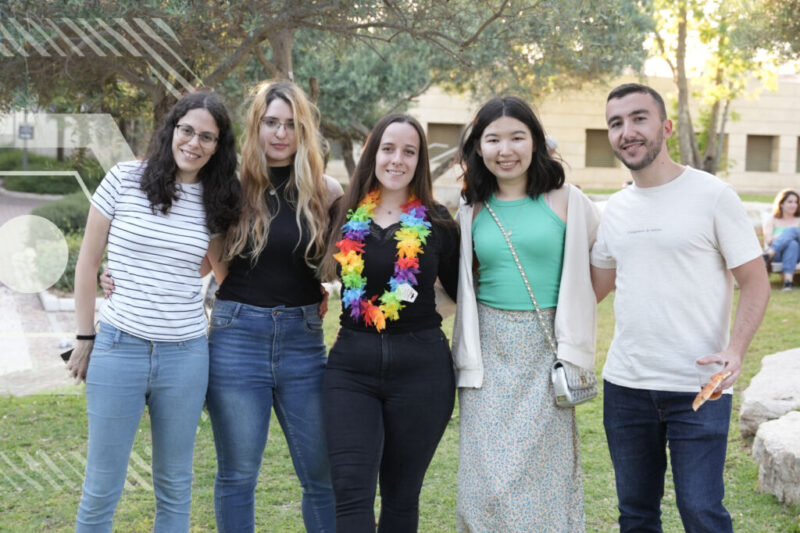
top-left (484, 201), bottom-right (558, 357)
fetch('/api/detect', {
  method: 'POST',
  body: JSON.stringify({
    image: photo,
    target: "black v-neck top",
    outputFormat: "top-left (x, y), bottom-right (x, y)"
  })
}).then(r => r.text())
top-left (338, 204), bottom-right (459, 333)
top-left (216, 166), bottom-right (323, 307)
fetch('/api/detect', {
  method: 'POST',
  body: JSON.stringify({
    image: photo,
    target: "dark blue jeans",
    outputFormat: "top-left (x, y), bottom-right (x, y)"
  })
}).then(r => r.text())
top-left (322, 327), bottom-right (455, 533)
top-left (603, 380), bottom-right (733, 533)
top-left (206, 300), bottom-right (334, 533)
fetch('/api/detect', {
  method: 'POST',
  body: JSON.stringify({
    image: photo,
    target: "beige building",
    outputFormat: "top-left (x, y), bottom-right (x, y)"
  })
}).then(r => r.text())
top-left (410, 75), bottom-right (800, 195)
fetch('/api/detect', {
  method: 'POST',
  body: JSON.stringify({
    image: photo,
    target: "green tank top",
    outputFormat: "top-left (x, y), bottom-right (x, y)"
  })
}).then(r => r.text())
top-left (472, 193), bottom-right (566, 310)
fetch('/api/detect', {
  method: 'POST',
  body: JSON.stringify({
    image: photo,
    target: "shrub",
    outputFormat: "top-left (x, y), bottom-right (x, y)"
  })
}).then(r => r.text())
top-left (49, 232), bottom-right (107, 294)
top-left (31, 192), bottom-right (90, 234)
top-left (52, 232), bottom-right (83, 293)
top-left (0, 149), bottom-right (105, 195)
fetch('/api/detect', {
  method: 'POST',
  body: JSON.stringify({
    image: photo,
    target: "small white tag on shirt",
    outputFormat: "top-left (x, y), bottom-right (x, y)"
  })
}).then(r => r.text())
top-left (397, 283), bottom-right (418, 303)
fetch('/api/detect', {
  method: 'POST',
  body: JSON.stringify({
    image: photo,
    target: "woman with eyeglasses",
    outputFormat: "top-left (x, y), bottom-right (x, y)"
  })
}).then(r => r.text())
top-left (69, 91), bottom-right (240, 532)
top-left (203, 80), bottom-right (343, 532)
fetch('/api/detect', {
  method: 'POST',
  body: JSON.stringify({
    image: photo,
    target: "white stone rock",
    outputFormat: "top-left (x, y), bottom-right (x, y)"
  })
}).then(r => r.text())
top-left (739, 348), bottom-right (800, 438)
top-left (752, 411), bottom-right (800, 505)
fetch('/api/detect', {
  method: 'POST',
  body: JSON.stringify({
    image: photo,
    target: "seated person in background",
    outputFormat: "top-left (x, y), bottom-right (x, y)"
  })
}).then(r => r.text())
top-left (762, 189), bottom-right (800, 291)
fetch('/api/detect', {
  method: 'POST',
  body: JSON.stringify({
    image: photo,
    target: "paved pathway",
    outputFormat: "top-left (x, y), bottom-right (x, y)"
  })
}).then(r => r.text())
top-left (0, 188), bottom-right (75, 395)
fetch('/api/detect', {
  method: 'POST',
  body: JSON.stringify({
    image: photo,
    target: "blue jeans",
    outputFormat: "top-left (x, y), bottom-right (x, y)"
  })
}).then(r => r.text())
top-left (322, 327), bottom-right (455, 533)
top-left (206, 300), bottom-right (334, 533)
top-left (603, 380), bottom-right (733, 533)
top-left (76, 322), bottom-right (208, 533)
top-left (770, 226), bottom-right (800, 274)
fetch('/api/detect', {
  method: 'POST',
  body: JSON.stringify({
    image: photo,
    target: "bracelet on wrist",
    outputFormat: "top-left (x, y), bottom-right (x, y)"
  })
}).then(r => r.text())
top-left (76, 334), bottom-right (96, 341)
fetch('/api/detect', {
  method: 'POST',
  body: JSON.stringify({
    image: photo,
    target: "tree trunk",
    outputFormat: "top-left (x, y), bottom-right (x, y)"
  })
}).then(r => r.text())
top-left (431, 155), bottom-right (457, 182)
top-left (268, 28), bottom-right (295, 80)
top-left (308, 77), bottom-right (320, 104)
top-left (146, 89), bottom-right (177, 156)
top-left (341, 134), bottom-right (356, 178)
top-left (713, 99), bottom-right (731, 175)
top-left (702, 65), bottom-right (724, 174)
top-left (56, 116), bottom-right (65, 162)
top-left (676, 5), bottom-right (701, 167)
top-left (703, 100), bottom-right (720, 174)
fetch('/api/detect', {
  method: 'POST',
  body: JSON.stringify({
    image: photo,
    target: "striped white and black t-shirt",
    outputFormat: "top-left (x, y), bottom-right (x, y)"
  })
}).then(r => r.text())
top-left (91, 161), bottom-right (210, 341)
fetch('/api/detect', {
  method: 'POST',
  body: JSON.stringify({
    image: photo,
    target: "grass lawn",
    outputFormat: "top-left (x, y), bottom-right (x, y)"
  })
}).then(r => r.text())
top-left (1, 281), bottom-right (799, 532)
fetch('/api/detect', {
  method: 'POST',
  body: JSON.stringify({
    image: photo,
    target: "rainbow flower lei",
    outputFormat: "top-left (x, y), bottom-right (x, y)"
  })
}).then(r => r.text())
top-left (333, 189), bottom-right (431, 331)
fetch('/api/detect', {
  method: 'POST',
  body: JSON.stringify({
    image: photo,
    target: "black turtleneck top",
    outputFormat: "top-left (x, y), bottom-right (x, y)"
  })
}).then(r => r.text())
top-left (216, 166), bottom-right (323, 307)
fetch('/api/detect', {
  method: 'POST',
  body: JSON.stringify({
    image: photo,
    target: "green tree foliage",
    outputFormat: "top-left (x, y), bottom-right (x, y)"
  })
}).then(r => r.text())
top-left (759, 0), bottom-right (800, 57)
top-left (651, 0), bottom-right (783, 174)
top-left (1, 0), bottom-right (651, 177)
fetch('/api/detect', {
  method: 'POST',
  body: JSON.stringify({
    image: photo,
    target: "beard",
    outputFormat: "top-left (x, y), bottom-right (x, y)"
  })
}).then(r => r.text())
top-left (614, 131), bottom-right (664, 171)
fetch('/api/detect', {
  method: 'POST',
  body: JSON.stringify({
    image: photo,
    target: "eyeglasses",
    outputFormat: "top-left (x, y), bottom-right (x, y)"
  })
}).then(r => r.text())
top-left (259, 117), bottom-right (295, 132)
top-left (175, 124), bottom-right (218, 147)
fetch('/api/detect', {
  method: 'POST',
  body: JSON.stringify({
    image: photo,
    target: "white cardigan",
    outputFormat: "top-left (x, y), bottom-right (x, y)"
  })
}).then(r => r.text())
top-left (451, 185), bottom-right (601, 388)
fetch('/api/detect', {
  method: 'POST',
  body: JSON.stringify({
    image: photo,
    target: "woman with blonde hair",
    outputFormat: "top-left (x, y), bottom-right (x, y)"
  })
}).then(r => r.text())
top-left (762, 188), bottom-right (799, 291)
top-left (206, 80), bottom-right (342, 532)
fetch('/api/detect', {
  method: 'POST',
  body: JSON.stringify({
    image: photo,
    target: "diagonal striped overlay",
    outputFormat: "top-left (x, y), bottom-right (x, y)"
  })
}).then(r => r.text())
top-left (0, 113), bottom-right (135, 174)
top-left (0, 448), bottom-right (153, 493)
top-left (0, 411), bottom-right (208, 492)
top-left (0, 17), bottom-right (200, 98)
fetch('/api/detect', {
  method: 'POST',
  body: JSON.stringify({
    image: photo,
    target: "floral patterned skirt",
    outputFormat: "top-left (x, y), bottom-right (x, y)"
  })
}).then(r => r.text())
top-left (457, 304), bottom-right (585, 533)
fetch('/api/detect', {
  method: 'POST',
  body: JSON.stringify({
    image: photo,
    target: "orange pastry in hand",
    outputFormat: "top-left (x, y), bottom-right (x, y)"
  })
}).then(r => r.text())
top-left (692, 370), bottom-right (732, 411)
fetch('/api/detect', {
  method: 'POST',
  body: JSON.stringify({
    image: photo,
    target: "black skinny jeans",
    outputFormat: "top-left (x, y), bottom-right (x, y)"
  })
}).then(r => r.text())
top-left (322, 327), bottom-right (455, 533)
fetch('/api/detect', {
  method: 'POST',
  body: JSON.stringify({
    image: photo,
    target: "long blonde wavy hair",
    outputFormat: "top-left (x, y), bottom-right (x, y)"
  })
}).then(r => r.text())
top-left (226, 80), bottom-right (328, 269)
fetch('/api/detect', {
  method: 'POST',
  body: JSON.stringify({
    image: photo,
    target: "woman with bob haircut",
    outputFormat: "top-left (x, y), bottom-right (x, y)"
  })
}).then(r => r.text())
top-left (69, 91), bottom-right (240, 532)
top-left (452, 96), bottom-right (600, 531)
top-left (762, 188), bottom-right (799, 291)
top-left (205, 80), bottom-right (343, 533)
top-left (319, 113), bottom-right (459, 532)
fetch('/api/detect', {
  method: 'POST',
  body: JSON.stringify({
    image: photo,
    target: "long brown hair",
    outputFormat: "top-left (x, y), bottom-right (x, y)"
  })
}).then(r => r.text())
top-left (225, 80), bottom-right (328, 267)
top-left (772, 188), bottom-right (799, 218)
top-left (319, 113), bottom-right (453, 281)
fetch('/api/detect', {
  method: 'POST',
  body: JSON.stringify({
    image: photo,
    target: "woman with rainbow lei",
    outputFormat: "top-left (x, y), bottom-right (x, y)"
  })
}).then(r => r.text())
top-left (319, 113), bottom-right (459, 532)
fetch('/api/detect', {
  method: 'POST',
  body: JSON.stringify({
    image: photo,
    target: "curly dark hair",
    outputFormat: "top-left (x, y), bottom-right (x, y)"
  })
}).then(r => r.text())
top-left (140, 91), bottom-right (240, 233)
top-left (460, 96), bottom-right (564, 205)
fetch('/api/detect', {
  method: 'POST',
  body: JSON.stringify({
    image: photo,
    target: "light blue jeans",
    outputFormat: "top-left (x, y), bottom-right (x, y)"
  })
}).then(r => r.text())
top-left (75, 322), bottom-right (208, 533)
top-left (206, 300), bottom-right (334, 533)
top-left (769, 226), bottom-right (800, 275)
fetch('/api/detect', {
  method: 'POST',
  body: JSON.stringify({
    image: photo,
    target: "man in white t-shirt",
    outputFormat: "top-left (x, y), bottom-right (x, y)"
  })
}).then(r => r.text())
top-left (590, 83), bottom-right (770, 533)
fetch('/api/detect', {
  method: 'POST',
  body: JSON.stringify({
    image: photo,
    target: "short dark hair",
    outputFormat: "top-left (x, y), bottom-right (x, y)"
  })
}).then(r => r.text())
top-left (141, 91), bottom-right (240, 233)
top-left (459, 96), bottom-right (564, 205)
top-left (607, 83), bottom-right (668, 121)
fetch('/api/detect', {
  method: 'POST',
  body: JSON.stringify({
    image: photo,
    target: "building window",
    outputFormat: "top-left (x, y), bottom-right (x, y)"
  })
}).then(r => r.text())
top-left (796, 137), bottom-right (800, 173)
top-left (585, 129), bottom-right (617, 168)
top-left (745, 135), bottom-right (777, 172)
top-left (427, 123), bottom-right (463, 160)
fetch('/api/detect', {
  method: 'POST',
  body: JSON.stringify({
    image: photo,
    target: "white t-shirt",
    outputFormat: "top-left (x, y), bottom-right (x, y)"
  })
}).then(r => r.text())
top-left (591, 167), bottom-right (762, 392)
top-left (91, 161), bottom-right (210, 341)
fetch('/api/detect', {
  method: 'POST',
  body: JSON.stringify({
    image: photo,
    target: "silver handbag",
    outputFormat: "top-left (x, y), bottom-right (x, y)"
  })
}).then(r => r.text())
top-left (484, 202), bottom-right (598, 408)
top-left (551, 360), bottom-right (598, 407)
